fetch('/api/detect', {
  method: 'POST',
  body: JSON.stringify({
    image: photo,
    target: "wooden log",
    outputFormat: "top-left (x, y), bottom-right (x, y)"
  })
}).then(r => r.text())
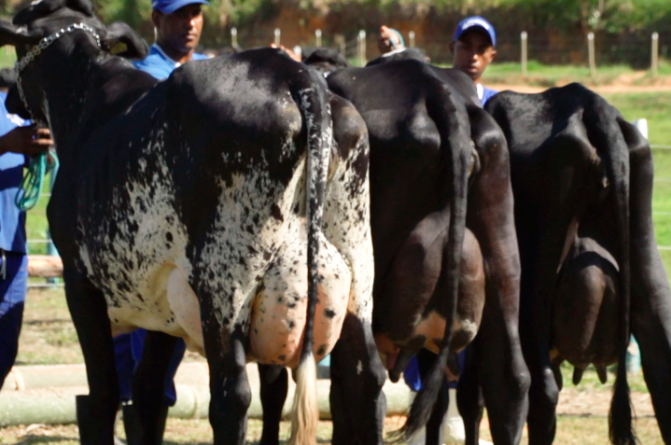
top-left (0, 364), bottom-right (415, 425)
top-left (27, 255), bottom-right (63, 278)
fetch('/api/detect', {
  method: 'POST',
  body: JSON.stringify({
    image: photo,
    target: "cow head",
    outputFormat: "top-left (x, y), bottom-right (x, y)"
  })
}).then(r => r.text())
top-left (303, 48), bottom-right (351, 76)
top-left (0, 0), bottom-right (147, 120)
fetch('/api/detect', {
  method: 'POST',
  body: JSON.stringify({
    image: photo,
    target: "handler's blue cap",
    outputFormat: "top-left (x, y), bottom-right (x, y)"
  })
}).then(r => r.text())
top-left (453, 16), bottom-right (496, 48)
top-left (152, 0), bottom-right (210, 14)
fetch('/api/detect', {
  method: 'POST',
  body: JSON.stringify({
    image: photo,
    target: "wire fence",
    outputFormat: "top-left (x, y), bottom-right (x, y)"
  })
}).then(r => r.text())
top-left (219, 27), bottom-right (671, 71)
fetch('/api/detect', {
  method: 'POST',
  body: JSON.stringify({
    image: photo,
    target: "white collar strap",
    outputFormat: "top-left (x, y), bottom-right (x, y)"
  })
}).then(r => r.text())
top-left (382, 47), bottom-right (407, 58)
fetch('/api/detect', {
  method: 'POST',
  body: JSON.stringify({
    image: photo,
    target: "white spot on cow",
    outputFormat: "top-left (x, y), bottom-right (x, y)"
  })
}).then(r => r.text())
top-left (454, 319), bottom-right (478, 340)
top-left (357, 360), bottom-right (363, 375)
top-left (167, 267), bottom-right (204, 354)
top-left (248, 221), bottom-right (351, 367)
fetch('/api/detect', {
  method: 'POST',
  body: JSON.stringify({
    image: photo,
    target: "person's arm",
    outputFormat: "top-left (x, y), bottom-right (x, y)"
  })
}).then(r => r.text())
top-left (270, 43), bottom-right (302, 62)
top-left (0, 126), bottom-right (53, 156)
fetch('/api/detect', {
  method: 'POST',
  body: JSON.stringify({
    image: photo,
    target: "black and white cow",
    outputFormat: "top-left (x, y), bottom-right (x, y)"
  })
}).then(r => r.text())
top-left (0, 1), bottom-right (384, 444)
top-left (254, 55), bottom-right (529, 445)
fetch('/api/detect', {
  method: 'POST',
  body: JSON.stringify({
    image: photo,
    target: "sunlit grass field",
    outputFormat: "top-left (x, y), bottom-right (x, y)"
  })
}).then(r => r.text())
top-left (603, 92), bottom-right (671, 274)
top-left (485, 61), bottom-right (640, 87)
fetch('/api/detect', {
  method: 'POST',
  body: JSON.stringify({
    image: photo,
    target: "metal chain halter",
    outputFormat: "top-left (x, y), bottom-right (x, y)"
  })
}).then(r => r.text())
top-left (11, 23), bottom-right (98, 210)
top-left (14, 22), bottom-right (101, 123)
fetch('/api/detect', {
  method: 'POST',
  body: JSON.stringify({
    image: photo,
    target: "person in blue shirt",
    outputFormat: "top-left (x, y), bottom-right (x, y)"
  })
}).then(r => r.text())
top-left (0, 71), bottom-right (53, 389)
top-left (113, 0), bottom-right (208, 441)
top-left (133, 0), bottom-right (210, 80)
top-left (450, 16), bottom-right (498, 106)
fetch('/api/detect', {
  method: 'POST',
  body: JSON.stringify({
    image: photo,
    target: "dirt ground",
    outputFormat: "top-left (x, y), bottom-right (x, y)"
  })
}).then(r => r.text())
top-left (557, 387), bottom-right (654, 417)
top-left (0, 415), bottom-right (664, 444)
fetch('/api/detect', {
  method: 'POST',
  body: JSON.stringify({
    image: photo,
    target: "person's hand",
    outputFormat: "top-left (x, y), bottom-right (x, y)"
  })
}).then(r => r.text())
top-left (378, 25), bottom-right (404, 55)
top-left (0, 125), bottom-right (53, 156)
top-left (270, 43), bottom-right (302, 62)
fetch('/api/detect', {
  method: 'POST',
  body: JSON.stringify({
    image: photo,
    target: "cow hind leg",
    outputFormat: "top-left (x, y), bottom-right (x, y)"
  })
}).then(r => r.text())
top-left (457, 344), bottom-right (484, 445)
top-left (330, 314), bottom-right (386, 445)
top-left (131, 331), bottom-right (179, 445)
top-left (65, 274), bottom-right (119, 445)
top-left (202, 316), bottom-right (251, 445)
top-left (259, 364), bottom-right (288, 445)
top-left (628, 142), bottom-right (671, 444)
top-left (416, 349), bottom-right (449, 445)
top-left (523, 339), bottom-right (560, 445)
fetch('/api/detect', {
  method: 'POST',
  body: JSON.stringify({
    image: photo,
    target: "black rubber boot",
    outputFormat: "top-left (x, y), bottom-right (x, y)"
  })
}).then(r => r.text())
top-left (122, 402), bottom-right (170, 445)
top-left (76, 394), bottom-right (115, 445)
top-left (76, 395), bottom-right (95, 444)
top-left (122, 403), bottom-right (143, 445)
top-left (154, 404), bottom-right (169, 444)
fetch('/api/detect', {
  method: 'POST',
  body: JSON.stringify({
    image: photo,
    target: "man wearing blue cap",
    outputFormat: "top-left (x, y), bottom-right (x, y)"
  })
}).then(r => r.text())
top-left (450, 16), bottom-right (498, 106)
top-left (113, 1), bottom-right (209, 443)
top-left (133, 0), bottom-right (210, 80)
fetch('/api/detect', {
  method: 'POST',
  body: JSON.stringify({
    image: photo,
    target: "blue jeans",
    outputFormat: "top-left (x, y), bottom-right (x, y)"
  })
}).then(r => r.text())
top-left (404, 349), bottom-right (466, 391)
top-left (0, 253), bottom-right (27, 389)
top-left (114, 329), bottom-right (186, 406)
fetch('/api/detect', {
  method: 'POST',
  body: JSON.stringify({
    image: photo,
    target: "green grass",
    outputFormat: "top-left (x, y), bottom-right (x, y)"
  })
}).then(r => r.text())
top-left (24, 173), bottom-right (54, 255)
top-left (558, 362), bottom-right (649, 393)
top-left (484, 61), bottom-right (640, 87)
top-left (0, 46), bottom-right (15, 69)
top-left (600, 92), bottom-right (671, 270)
top-left (15, 288), bottom-right (82, 365)
top-left (603, 92), bottom-right (671, 147)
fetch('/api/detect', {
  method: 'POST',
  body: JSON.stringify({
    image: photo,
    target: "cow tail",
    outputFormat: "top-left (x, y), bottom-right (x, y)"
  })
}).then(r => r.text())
top-left (394, 81), bottom-right (471, 442)
top-left (289, 78), bottom-right (331, 445)
top-left (590, 102), bottom-right (637, 445)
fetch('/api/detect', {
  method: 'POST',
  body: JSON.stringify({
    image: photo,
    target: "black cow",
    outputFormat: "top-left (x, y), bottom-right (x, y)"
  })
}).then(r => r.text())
top-left (303, 47), bottom-right (350, 76)
top-left (324, 60), bottom-right (529, 444)
top-left (0, 1), bottom-right (384, 444)
top-left (487, 83), bottom-right (671, 445)
top-left (366, 47), bottom-right (429, 66)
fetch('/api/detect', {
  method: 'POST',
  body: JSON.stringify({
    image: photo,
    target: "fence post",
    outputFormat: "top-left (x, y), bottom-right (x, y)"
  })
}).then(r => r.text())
top-left (335, 34), bottom-right (345, 56)
top-left (231, 27), bottom-right (238, 48)
top-left (274, 28), bottom-right (281, 46)
top-left (521, 31), bottom-right (528, 76)
top-left (652, 32), bottom-right (659, 79)
top-left (316, 29), bottom-right (322, 48)
top-left (358, 30), bottom-right (366, 67)
top-left (588, 32), bottom-right (596, 81)
top-left (409, 31), bottom-right (415, 48)
top-left (633, 118), bottom-right (649, 140)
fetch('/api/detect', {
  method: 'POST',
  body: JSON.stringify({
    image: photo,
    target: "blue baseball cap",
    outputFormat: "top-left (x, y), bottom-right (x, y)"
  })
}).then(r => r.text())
top-left (453, 16), bottom-right (496, 48)
top-left (152, 0), bottom-right (210, 14)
